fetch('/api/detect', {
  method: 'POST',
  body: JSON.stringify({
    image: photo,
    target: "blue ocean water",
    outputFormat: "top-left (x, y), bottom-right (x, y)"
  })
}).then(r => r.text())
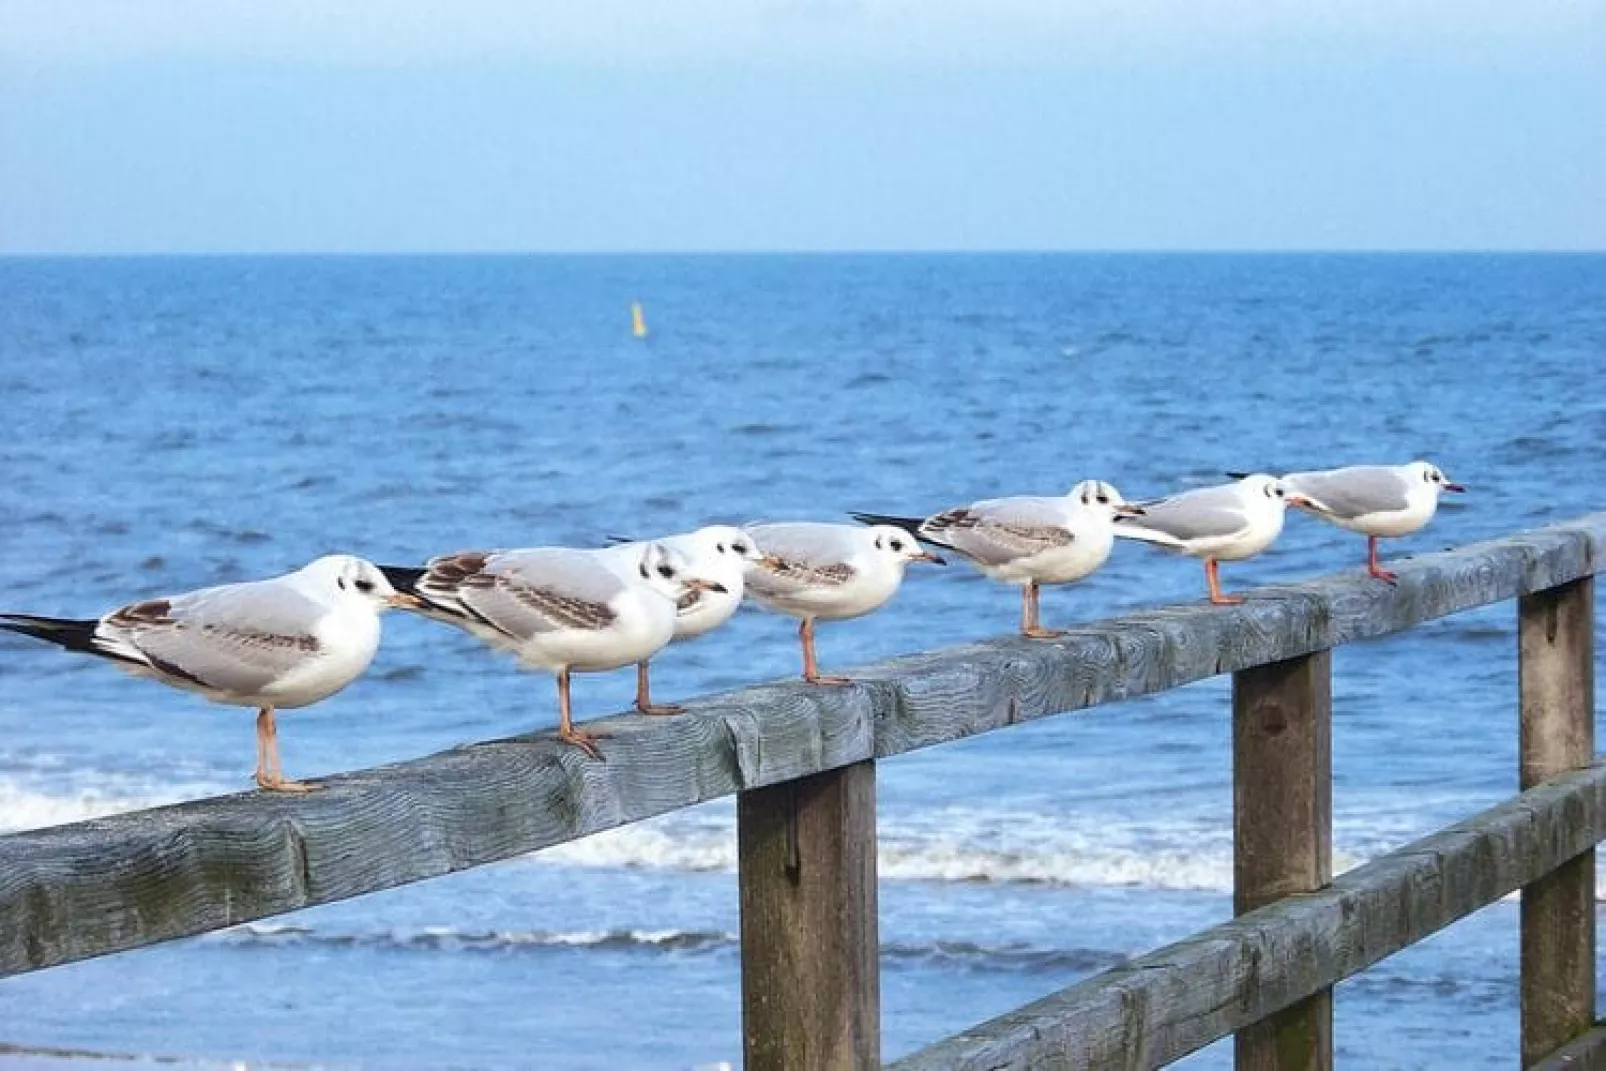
top-left (0, 253), bottom-right (1602, 1069)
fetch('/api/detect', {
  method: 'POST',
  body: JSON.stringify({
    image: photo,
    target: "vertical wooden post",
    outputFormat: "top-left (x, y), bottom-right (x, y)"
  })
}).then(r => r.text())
top-left (1233, 651), bottom-right (1334, 1071)
top-left (1519, 577), bottom-right (1596, 1067)
top-left (739, 760), bottom-right (880, 1071)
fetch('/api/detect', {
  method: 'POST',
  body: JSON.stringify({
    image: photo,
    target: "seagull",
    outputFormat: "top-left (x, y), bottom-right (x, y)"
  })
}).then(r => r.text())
top-left (0, 555), bottom-right (409, 793)
top-left (1113, 474), bottom-right (1312, 605)
top-left (602, 525), bottom-right (774, 715)
top-left (380, 542), bottom-right (724, 758)
top-left (1234, 460), bottom-right (1467, 583)
top-left (741, 522), bottom-right (944, 685)
top-left (849, 479), bottom-right (1145, 639)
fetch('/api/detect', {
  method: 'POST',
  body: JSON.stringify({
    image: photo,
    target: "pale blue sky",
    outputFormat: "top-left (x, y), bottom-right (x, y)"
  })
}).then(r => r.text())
top-left (1, 1), bottom-right (1601, 253)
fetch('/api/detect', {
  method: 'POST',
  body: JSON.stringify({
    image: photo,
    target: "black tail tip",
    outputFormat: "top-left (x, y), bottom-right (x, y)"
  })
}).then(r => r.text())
top-left (378, 564), bottom-right (426, 592)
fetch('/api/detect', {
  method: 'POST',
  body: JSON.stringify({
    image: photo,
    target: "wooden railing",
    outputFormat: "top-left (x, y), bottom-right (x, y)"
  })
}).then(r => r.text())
top-left (1, 514), bottom-right (1601, 1069)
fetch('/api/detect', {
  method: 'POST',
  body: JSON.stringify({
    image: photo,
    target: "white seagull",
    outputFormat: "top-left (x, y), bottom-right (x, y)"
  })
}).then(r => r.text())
top-left (1240, 460), bottom-right (1467, 583)
top-left (741, 522), bottom-right (944, 685)
top-left (850, 479), bottom-right (1145, 638)
top-left (1113, 474), bottom-right (1313, 605)
top-left (0, 555), bottom-right (409, 793)
top-left (602, 525), bottom-right (774, 714)
top-left (381, 542), bottom-right (724, 758)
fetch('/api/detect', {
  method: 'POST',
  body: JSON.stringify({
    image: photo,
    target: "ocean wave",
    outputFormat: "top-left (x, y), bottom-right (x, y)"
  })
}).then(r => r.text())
top-left (535, 812), bottom-right (1273, 892)
top-left (216, 924), bottom-right (1123, 974)
top-left (217, 923), bottom-right (737, 955)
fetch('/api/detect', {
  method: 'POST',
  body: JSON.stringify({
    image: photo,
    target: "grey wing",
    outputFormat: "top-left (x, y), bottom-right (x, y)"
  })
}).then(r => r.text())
top-left (1128, 486), bottom-right (1250, 542)
top-left (743, 523), bottom-right (860, 596)
top-left (1285, 467), bottom-right (1411, 519)
top-left (926, 497), bottom-right (1074, 567)
top-left (116, 580), bottom-right (331, 695)
top-left (452, 548), bottom-right (627, 639)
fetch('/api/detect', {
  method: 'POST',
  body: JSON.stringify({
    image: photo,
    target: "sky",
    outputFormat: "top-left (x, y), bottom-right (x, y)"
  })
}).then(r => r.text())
top-left (0, 1), bottom-right (1601, 254)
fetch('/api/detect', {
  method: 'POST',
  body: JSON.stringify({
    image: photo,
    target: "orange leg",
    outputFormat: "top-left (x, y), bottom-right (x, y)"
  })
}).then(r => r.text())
top-left (634, 660), bottom-right (685, 716)
top-left (1367, 536), bottom-right (1398, 584)
top-left (556, 668), bottom-right (605, 759)
top-left (1021, 580), bottom-right (1064, 639)
top-left (1206, 559), bottom-right (1244, 605)
top-left (800, 618), bottom-right (851, 686)
top-left (254, 707), bottom-right (314, 793)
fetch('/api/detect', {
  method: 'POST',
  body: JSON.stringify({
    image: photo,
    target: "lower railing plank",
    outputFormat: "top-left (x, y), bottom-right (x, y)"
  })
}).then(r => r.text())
top-left (1531, 1023), bottom-right (1606, 1071)
top-left (891, 763), bottom-right (1606, 1071)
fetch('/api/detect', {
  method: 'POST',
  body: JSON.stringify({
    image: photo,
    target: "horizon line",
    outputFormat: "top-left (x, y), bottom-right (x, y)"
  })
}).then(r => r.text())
top-left (1, 247), bottom-right (1603, 260)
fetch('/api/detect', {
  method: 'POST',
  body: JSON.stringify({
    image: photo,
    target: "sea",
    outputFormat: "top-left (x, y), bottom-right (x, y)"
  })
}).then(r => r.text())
top-left (0, 253), bottom-right (1602, 1069)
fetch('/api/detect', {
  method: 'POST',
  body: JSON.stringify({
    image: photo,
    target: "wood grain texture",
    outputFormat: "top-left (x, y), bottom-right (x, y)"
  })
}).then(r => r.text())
top-left (1233, 652), bottom-right (1332, 1071)
top-left (1520, 577), bottom-right (1597, 1066)
top-left (0, 514), bottom-right (1601, 979)
top-left (739, 761), bottom-right (879, 1071)
top-left (1531, 1023), bottom-right (1606, 1071)
top-left (890, 763), bottom-right (1606, 1071)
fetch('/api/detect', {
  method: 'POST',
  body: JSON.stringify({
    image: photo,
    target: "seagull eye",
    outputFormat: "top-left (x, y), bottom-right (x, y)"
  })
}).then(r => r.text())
top-left (1096, 494), bottom-right (1110, 504)
top-left (891, 539), bottom-right (905, 552)
top-left (658, 564), bottom-right (675, 579)
top-left (355, 578), bottom-right (375, 594)
top-left (1275, 487), bottom-right (1285, 497)
top-left (733, 542), bottom-right (748, 555)
top-left (638, 563), bottom-right (650, 580)
top-left (337, 577), bottom-right (348, 590)
top-left (716, 543), bottom-right (726, 554)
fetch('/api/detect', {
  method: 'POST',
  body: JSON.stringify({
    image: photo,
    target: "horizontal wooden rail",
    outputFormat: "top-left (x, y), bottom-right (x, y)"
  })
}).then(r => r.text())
top-left (890, 762), bottom-right (1606, 1070)
top-left (0, 514), bottom-right (1601, 978)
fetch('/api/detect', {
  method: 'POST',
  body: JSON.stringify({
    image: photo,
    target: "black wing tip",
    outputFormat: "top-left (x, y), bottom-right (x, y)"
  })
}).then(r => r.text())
top-left (378, 564), bottom-right (427, 593)
top-left (848, 511), bottom-right (923, 532)
top-left (602, 535), bottom-right (638, 546)
top-left (1224, 471), bottom-right (1253, 480)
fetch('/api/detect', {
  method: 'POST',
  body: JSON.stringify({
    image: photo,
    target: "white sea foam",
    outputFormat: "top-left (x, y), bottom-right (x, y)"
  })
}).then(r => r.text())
top-left (0, 777), bottom-right (201, 833)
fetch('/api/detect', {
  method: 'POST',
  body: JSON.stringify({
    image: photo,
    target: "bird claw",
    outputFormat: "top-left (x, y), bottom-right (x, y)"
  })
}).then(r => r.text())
top-left (635, 702), bottom-right (686, 717)
top-left (560, 728), bottom-right (607, 760)
top-left (1022, 627), bottom-right (1065, 640)
top-left (256, 775), bottom-right (318, 794)
top-left (804, 673), bottom-right (854, 686)
top-left (1369, 568), bottom-right (1399, 585)
top-left (1209, 594), bottom-right (1246, 606)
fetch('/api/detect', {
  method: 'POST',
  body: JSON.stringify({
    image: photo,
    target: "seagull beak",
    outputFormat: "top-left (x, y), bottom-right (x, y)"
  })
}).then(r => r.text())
top-left (385, 592), bottom-right (425, 610)
top-left (1285, 493), bottom-right (1316, 510)
top-left (914, 551), bottom-right (946, 565)
top-left (1444, 482), bottom-right (1467, 493)
top-left (1116, 503), bottom-right (1146, 517)
top-left (689, 578), bottom-right (729, 595)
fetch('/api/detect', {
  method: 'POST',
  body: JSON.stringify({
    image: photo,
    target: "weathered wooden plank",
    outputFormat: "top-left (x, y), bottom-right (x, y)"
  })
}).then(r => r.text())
top-left (1233, 652), bottom-right (1332, 1071)
top-left (890, 762), bottom-right (1606, 1071)
top-left (1531, 1023), bottom-right (1606, 1071)
top-left (739, 761), bottom-right (879, 1071)
top-left (1520, 577), bottom-right (1597, 1066)
top-left (0, 514), bottom-right (1602, 978)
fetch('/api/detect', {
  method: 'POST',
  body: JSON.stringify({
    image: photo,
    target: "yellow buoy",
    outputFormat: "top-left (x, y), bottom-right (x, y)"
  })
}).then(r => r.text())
top-left (631, 302), bottom-right (648, 339)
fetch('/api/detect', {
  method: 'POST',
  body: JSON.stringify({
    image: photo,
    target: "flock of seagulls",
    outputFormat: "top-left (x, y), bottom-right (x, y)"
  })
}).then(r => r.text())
top-left (0, 461), bottom-right (1464, 791)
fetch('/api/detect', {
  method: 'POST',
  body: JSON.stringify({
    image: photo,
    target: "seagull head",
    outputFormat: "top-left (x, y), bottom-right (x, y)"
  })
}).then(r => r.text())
top-left (1238, 474), bottom-right (1315, 511)
top-left (636, 542), bottom-right (728, 602)
top-left (869, 525), bottom-right (944, 566)
top-left (1409, 460), bottom-right (1466, 494)
top-left (1069, 479), bottom-right (1145, 518)
top-left (303, 554), bottom-right (415, 610)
